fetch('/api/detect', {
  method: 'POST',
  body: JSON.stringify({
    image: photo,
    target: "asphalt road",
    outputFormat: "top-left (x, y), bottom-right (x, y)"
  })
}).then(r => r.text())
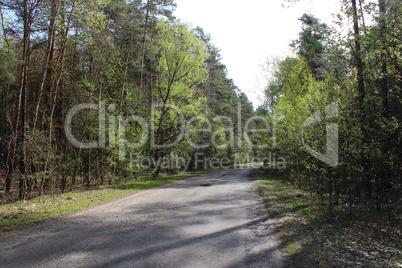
top-left (0, 166), bottom-right (288, 268)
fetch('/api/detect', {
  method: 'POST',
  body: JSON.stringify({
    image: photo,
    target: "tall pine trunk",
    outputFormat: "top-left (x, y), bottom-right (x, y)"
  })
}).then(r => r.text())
top-left (138, 0), bottom-right (151, 112)
top-left (379, 0), bottom-right (388, 118)
top-left (5, 0), bottom-right (31, 193)
top-left (351, 0), bottom-right (365, 107)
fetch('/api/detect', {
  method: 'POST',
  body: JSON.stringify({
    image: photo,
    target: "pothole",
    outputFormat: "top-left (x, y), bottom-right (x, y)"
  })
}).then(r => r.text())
top-left (200, 184), bottom-right (212, 187)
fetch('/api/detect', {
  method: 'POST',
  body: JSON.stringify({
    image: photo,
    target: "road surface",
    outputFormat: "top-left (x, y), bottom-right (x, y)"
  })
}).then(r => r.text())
top-left (0, 167), bottom-right (288, 268)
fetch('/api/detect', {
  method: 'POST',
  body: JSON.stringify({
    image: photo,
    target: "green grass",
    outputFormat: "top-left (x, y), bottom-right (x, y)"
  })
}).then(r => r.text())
top-left (255, 169), bottom-right (402, 268)
top-left (0, 168), bottom-right (224, 233)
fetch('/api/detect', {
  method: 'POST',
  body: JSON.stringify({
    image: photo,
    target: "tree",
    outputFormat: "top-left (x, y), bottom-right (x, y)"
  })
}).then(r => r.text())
top-left (151, 20), bottom-right (209, 174)
top-left (260, 1), bottom-right (402, 216)
top-left (351, 0), bottom-right (366, 106)
top-left (291, 13), bottom-right (329, 80)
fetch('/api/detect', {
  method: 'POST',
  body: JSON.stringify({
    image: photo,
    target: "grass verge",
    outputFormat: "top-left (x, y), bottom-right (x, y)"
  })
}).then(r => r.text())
top-left (0, 168), bottom-right (223, 233)
top-left (255, 169), bottom-right (402, 268)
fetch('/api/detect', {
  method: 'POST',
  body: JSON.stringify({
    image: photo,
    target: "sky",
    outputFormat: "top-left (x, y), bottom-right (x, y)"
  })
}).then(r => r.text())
top-left (173, 0), bottom-right (343, 108)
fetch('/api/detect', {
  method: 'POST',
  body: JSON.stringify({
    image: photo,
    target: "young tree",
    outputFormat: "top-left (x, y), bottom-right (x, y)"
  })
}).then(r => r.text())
top-left (151, 20), bottom-right (208, 174)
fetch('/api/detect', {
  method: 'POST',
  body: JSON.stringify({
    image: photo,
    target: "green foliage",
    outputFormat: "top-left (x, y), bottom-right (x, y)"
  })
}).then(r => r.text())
top-left (0, 0), bottom-right (257, 199)
top-left (155, 20), bottom-right (209, 95)
top-left (259, 0), bottom-right (401, 220)
top-left (0, 50), bottom-right (20, 83)
top-left (291, 13), bottom-right (330, 80)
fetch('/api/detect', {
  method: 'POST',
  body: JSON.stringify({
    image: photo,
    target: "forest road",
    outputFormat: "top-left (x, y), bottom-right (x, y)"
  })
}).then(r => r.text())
top-left (0, 166), bottom-right (288, 268)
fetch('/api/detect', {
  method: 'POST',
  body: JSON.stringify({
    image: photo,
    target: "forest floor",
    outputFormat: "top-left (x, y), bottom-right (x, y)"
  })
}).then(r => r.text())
top-left (256, 169), bottom-right (402, 268)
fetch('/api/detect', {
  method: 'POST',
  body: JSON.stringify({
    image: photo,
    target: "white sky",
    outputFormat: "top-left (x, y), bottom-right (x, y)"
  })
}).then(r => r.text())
top-left (173, 0), bottom-right (343, 108)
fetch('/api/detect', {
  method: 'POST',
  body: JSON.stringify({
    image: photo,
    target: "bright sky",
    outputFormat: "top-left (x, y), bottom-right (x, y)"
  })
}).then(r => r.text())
top-left (174, 0), bottom-right (343, 108)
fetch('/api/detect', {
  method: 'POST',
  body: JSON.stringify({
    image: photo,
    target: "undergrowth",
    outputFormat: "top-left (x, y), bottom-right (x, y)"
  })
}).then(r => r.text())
top-left (256, 168), bottom-right (402, 268)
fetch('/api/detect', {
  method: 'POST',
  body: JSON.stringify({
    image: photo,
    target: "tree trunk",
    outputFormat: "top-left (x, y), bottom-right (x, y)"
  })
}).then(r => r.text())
top-left (41, 0), bottom-right (69, 194)
top-left (34, 0), bottom-right (59, 130)
top-left (351, 0), bottom-right (365, 107)
top-left (150, 60), bottom-right (153, 108)
top-left (379, 0), bottom-right (388, 118)
top-left (6, 0), bottom-right (31, 193)
top-left (138, 0), bottom-right (151, 112)
top-left (120, 51), bottom-right (130, 112)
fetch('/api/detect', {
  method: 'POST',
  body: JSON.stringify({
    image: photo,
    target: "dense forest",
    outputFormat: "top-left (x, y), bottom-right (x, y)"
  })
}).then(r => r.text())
top-left (0, 0), bottom-right (401, 224)
top-left (259, 0), bottom-right (401, 220)
top-left (0, 0), bottom-right (255, 200)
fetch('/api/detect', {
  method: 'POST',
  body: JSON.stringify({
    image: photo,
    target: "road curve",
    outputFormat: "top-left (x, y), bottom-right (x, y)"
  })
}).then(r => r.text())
top-left (0, 166), bottom-right (288, 268)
